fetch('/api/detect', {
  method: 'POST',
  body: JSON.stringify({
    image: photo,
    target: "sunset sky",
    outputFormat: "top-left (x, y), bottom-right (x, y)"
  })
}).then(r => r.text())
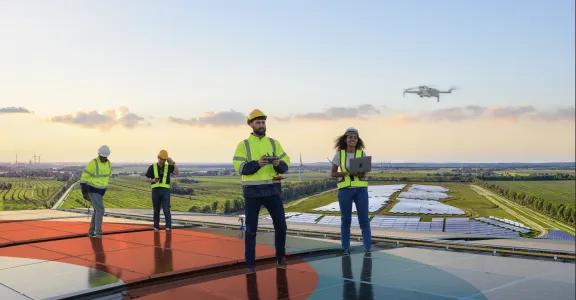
top-left (0, 1), bottom-right (574, 163)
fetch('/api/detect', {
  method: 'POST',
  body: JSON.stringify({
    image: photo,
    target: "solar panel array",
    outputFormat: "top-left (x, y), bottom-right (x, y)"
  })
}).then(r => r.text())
top-left (411, 184), bottom-right (449, 193)
top-left (262, 212), bottom-right (300, 221)
top-left (488, 216), bottom-right (530, 229)
top-left (370, 216), bottom-right (444, 231)
top-left (313, 185), bottom-right (405, 213)
top-left (398, 184), bottom-right (449, 201)
top-left (476, 217), bottom-right (531, 234)
top-left (369, 216), bottom-right (522, 236)
top-left (539, 229), bottom-right (576, 241)
top-left (398, 191), bottom-right (449, 201)
top-left (285, 213), bottom-right (322, 224)
top-left (262, 214), bottom-right (525, 237)
top-left (444, 218), bottom-right (519, 237)
top-left (390, 198), bottom-right (465, 215)
top-left (316, 215), bottom-right (361, 227)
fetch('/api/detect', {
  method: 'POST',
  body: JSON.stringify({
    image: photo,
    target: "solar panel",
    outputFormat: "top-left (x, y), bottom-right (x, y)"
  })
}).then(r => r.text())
top-left (286, 213), bottom-right (322, 224)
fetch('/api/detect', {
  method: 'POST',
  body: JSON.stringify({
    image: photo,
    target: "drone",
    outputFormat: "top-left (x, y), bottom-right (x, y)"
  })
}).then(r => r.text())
top-left (403, 85), bottom-right (456, 102)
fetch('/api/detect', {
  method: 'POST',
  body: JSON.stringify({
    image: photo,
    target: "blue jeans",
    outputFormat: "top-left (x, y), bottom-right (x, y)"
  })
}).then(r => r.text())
top-left (152, 188), bottom-right (172, 229)
top-left (338, 187), bottom-right (371, 251)
top-left (88, 192), bottom-right (105, 236)
top-left (244, 194), bottom-right (287, 267)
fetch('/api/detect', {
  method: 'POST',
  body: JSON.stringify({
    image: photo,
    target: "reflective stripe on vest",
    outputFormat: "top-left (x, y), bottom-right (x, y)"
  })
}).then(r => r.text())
top-left (240, 136), bottom-right (280, 185)
top-left (151, 163), bottom-right (171, 189)
top-left (93, 159), bottom-right (111, 178)
top-left (81, 158), bottom-right (111, 189)
top-left (337, 149), bottom-right (368, 189)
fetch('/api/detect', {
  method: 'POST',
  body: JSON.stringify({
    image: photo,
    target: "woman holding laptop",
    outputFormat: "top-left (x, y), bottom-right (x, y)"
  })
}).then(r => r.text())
top-left (331, 127), bottom-right (372, 255)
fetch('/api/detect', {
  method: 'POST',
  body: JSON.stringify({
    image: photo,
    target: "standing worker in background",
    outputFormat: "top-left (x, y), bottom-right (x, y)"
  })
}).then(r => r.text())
top-left (80, 145), bottom-right (112, 238)
top-left (233, 109), bottom-right (291, 272)
top-left (331, 128), bottom-right (372, 255)
top-left (146, 150), bottom-right (179, 231)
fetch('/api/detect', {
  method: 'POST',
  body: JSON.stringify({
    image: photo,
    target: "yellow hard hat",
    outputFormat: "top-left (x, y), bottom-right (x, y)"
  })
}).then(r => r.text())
top-left (158, 150), bottom-right (169, 160)
top-left (247, 109), bottom-right (267, 124)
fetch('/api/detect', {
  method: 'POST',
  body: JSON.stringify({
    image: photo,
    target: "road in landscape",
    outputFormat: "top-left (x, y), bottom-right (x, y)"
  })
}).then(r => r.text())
top-left (471, 184), bottom-right (575, 236)
top-left (52, 180), bottom-right (79, 209)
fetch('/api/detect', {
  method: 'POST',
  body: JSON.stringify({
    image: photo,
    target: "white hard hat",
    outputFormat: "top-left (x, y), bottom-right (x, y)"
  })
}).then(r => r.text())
top-left (98, 145), bottom-right (111, 157)
top-left (345, 127), bottom-right (359, 135)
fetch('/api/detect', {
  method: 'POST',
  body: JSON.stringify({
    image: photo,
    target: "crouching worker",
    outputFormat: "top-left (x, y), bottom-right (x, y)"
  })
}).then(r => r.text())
top-left (80, 145), bottom-right (112, 238)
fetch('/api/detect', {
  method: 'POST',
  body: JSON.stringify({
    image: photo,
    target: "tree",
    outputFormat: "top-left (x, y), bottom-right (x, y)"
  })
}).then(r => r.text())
top-left (202, 205), bottom-right (211, 213)
top-left (224, 200), bottom-right (231, 214)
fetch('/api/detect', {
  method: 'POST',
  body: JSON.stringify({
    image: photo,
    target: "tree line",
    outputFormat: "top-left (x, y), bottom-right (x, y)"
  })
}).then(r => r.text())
top-left (188, 179), bottom-right (337, 214)
top-left (0, 182), bottom-right (13, 190)
top-left (479, 181), bottom-right (575, 226)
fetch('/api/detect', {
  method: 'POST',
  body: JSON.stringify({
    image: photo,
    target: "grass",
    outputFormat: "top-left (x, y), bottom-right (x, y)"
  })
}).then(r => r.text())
top-left (285, 190), bottom-right (337, 213)
top-left (471, 185), bottom-right (575, 236)
top-left (441, 183), bottom-right (519, 220)
top-left (486, 180), bottom-right (575, 208)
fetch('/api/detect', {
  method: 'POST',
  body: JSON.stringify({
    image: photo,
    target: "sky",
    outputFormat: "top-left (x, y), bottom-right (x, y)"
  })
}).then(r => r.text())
top-left (0, 0), bottom-right (574, 163)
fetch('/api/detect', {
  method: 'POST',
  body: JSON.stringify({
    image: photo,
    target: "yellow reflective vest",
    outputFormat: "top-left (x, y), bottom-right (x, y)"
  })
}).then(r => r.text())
top-left (80, 158), bottom-right (112, 189)
top-left (151, 162), bottom-right (171, 189)
top-left (337, 149), bottom-right (368, 189)
top-left (233, 134), bottom-right (290, 185)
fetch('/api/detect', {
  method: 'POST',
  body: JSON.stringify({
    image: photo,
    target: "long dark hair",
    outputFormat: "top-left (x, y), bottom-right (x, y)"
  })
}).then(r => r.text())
top-left (334, 134), bottom-right (365, 151)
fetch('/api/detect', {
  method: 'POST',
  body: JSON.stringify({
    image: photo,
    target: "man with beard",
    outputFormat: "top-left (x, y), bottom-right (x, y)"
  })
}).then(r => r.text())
top-left (233, 109), bottom-right (291, 272)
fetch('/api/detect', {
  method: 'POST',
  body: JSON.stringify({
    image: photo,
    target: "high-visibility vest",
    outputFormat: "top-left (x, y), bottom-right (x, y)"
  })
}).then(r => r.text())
top-left (337, 149), bottom-right (368, 189)
top-left (151, 162), bottom-right (171, 189)
top-left (80, 158), bottom-right (112, 189)
top-left (233, 134), bottom-right (290, 186)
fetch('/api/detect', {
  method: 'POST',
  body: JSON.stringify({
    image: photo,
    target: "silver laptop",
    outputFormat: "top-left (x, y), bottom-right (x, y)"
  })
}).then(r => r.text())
top-left (349, 156), bottom-right (372, 173)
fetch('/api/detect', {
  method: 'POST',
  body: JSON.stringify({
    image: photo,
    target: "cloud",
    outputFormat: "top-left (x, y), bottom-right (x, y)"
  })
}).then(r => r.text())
top-left (490, 106), bottom-right (536, 120)
top-left (423, 105), bottom-right (486, 121)
top-left (169, 110), bottom-right (246, 127)
top-left (0, 107), bottom-right (31, 114)
top-left (295, 104), bottom-right (381, 120)
top-left (398, 105), bottom-right (572, 123)
top-left (530, 107), bottom-right (575, 122)
top-left (50, 107), bottom-right (147, 129)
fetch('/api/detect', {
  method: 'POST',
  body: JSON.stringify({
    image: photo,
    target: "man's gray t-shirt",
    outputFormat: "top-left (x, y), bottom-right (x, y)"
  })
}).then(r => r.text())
top-left (332, 151), bottom-right (366, 168)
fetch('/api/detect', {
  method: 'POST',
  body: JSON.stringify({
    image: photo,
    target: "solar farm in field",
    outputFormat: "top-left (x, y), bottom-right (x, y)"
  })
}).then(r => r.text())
top-left (390, 198), bottom-right (465, 215)
top-left (265, 214), bottom-right (532, 237)
top-left (390, 184), bottom-right (464, 215)
top-left (313, 184), bottom-right (405, 213)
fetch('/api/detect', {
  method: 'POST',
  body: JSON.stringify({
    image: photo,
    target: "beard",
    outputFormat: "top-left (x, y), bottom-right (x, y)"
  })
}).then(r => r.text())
top-left (254, 127), bottom-right (266, 136)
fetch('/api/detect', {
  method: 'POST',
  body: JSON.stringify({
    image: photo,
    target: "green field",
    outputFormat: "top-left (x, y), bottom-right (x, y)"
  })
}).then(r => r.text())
top-left (284, 182), bottom-right (519, 220)
top-left (61, 175), bottom-right (242, 212)
top-left (441, 183), bottom-right (518, 220)
top-left (285, 190), bottom-right (337, 213)
top-left (60, 174), bottom-right (334, 212)
top-left (0, 178), bottom-right (66, 210)
top-left (486, 180), bottom-right (575, 208)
